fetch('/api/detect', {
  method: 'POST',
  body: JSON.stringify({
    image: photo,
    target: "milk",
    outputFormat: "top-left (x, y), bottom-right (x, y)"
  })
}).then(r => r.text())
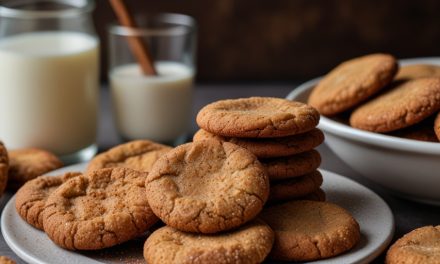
top-left (110, 62), bottom-right (194, 142)
top-left (0, 32), bottom-right (99, 155)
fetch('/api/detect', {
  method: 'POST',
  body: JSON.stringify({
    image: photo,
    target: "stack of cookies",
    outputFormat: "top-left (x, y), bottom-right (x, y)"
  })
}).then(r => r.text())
top-left (194, 97), bottom-right (326, 203)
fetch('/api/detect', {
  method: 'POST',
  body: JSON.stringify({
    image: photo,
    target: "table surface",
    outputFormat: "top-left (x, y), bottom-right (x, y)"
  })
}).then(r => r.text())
top-left (1, 84), bottom-right (439, 264)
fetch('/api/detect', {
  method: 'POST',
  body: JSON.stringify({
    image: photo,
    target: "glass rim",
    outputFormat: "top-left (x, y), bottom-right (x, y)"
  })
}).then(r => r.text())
top-left (109, 13), bottom-right (197, 37)
top-left (0, 0), bottom-right (95, 19)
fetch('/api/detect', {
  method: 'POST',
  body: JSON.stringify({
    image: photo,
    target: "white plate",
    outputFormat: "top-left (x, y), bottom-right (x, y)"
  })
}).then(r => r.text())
top-left (2, 163), bottom-right (394, 264)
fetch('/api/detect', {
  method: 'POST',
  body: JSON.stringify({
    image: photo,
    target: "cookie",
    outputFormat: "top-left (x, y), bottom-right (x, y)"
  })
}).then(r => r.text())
top-left (43, 167), bottom-right (158, 250)
top-left (435, 112), bottom-right (440, 141)
top-left (386, 225), bottom-right (440, 264)
top-left (87, 140), bottom-right (171, 173)
top-left (143, 219), bottom-right (274, 264)
top-left (145, 140), bottom-right (269, 234)
top-left (391, 117), bottom-right (438, 142)
top-left (260, 200), bottom-right (360, 261)
top-left (395, 64), bottom-right (440, 81)
top-left (193, 128), bottom-right (324, 158)
top-left (298, 188), bottom-right (326, 202)
top-left (269, 170), bottom-right (323, 202)
top-left (308, 53), bottom-right (397, 116)
top-left (0, 142), bottom-right (8, 196)
top-left (261, 150), bottom-right (321, 180)
top-left (15, 172), bottom-right (81, 230)
top-left (196, 97), bottom-right (320, 138)
top-left (8, 148), bottom-right (63, 189)
top-left (0, 256), bottom-right (15, 264)
top-left (350, 78), bottom-right (440, 132)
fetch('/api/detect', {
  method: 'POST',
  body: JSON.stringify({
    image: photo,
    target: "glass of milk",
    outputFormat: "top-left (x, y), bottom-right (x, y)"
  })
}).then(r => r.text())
top-left (0, 0), bottom-right (99, 163)
top-left (108, 13), bottom-right (196, 146)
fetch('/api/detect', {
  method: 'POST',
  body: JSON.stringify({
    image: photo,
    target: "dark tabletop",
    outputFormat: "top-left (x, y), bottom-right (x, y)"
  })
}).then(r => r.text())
top-left (1, 84), bottom-right (439, 263)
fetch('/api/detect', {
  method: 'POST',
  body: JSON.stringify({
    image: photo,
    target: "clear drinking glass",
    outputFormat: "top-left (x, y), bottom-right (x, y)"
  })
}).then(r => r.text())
top-left (108, 13), bottom-right (196, 146)
top-left (0, 0), bottom-right (99, 163)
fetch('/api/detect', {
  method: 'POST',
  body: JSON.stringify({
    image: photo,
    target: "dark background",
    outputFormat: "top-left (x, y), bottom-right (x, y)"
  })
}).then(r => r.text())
top-left (95, 0), bottom-right (440, 82)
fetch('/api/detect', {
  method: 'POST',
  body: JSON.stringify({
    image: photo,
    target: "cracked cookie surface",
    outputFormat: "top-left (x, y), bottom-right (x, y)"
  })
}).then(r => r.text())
top-left (145, 140), bottom-right (269, 234)
top-left (43, 167), bottom-right (158, 250)
top-left (143, 219), bottom-right (274, 264)
top-left (261, 150), bottom-right (321, 180)
top-left (193, 128), bottom-right (324, 158)
top-left (196, 97), bottom-right (320, 138)
top-left (0, 142), bottom-right (8, 196)
top-left (260, 200), bottom-right (360, 261)
top-left (350, 78), bottom-right (440, 132)
top-left (8, 148), bottom-right (63, 189)
top-left (15, 172), bottom-right (81, 230)
top-left (87, 140), bottom-right (171, 173)
top-left (308, 53), bottom-right (397, 116)
top-left (269, 170), bottom-right (323, 202)
top-left (386, 225), bottom-right (440, 264)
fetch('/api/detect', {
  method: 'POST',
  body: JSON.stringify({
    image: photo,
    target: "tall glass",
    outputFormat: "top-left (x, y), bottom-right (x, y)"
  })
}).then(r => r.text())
top-left (108, 13), bottom-right (196, 146)
top-left (0, 0), bottom-right (99, 163)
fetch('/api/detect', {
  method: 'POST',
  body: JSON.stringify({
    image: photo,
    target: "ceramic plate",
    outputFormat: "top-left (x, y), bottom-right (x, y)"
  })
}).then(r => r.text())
top-left (2, 163), bottom-right (394, 264)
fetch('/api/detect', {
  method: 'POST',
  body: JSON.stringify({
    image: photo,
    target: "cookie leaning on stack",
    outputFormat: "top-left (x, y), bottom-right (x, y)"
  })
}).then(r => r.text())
top-left (195, 97), bottom-right (326, 203)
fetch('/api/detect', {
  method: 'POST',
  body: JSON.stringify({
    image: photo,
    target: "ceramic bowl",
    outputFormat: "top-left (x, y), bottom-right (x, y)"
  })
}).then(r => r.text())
top-left (286, 57), bottom-right (440, 205)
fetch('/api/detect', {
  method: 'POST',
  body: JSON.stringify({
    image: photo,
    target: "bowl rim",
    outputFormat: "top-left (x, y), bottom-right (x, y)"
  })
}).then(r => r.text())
top-left (286, 57), bottom-right (440, 155)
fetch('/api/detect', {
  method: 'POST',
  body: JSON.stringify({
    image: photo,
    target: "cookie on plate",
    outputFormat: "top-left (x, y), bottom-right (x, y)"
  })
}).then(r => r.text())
top-left (145, 140), bottom-right (269, 234)
top-left (298, 188), bottom-right (326, 202)
top-left (143, 219), bottom-right (274, 264)
top-left (386, 225), bottom-right (440, 264)
top-left (196, 97), bottom-right (320, 138)
top-left (391, 117), bottom-right (438, 142)
top-left (308, 53), bottom-right (397, 116)
top-left (8, 148), bottom-right (63, 189)
top-left (87, 140), bottom-right (171, 173)
top-left (435, 112), bottom-right (440, 141)
top-left (261, 150), bottom-right (321, 180)
top-left (15, 173), bottom-right (81, 230)
top-left (395, 64), bottom-right (440, 81)
top-left (43, 167), bottom-right (158, 250)
top-left (0, 256), bottom-right (15, 264)
top-left (269, 170), bottom-right (323, 202)
top-left (0, 142), bottom-right (8, 196)
top-left (193, 128), bottom-right (324, 158)
top-left (350, 78), bottom-right (440, 132)
top-left (260, 200), bottom-right (360, 261)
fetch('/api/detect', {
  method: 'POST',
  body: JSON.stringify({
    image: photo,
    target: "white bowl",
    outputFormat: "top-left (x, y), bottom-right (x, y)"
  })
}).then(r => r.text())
top-left (286, 57), bottom-right (440, 205)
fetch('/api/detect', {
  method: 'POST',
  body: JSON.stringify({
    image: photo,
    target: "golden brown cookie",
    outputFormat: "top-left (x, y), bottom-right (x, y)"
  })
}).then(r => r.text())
top-left (145, 140), bottom-right (269, 234)
top-left (196, 97), bottom-right (320, 138)
top-left (143, 219), bottom-right (274, 264)
top-left (395, 64), bottom-right (440, 81)
top-left (261, 150), bottom-right (321, 180)
top-left (43, 167), bottom-right (158, 250)
top-left (350, 78), bottom-right (440, 132)
top-left (308, 53), bottom-right (397, 116)
top-left (386, 225), bottom-right (440, 264)
top-left (193, 128), bottom-right (324, 158)
top-left (269, 170), bottom-right (323, 202)
top-left (8, 148), bottom-right (63, 189)
top-left (391, 117), bottom-right (439, 142)
top-left (15, 172), bottom-right (81, 230)
top-left (298, 188), bottom-right (326, 202)
top-left (260, 200), bottom-right (360, 261)
top-left (435, 112), bottom-right (440, 141)
top-left (0, 256), bottom-right (15, 264)
top-left (0, 142), bottom-right (8, 196)
top-left (87, 140), bottom-right (171, 173)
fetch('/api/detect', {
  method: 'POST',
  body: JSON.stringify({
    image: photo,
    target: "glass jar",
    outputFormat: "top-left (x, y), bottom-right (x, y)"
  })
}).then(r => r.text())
top-left (0, 0), bottom-right (99, 163)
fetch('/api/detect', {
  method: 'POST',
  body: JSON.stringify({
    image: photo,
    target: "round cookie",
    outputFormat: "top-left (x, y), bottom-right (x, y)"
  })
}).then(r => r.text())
top-left (298, 188), bottom-right (326, 202)
top-left (145, 140), bottom-right (269, 234)
top-left (8, 148), bottom-right (63, 189)
top-left (196, 97), bottom-right (320, 138)
top-left (0, 142), bottom-right (8, 197)
top-left (395, 64), bottom-right (440, 81)
top-left (261, 150), bottom-right (321, 180)
top-left (260, 200), bottom-right (360, 261)
top-left (269, 170), bottom-right (323, 202)
top-left (386, 225), bottom-right (440, 264)
top-left (15, 172), bottom-right (81, 230)
top-left (43, 167), bottom-right (158, 250)
top-left (143, 219), bottom-right (274, 264)
top-left (87, 140), bottom-right (171, 173)
top-left (0, 256), bottom-right (15, 264)
top-left (435, 112), bottom-right (440, 141)
top-left (193, 128), bottom-right (324, 158)
top-left (308, 53), bottom-right (397, 116)
top-left (350, 78), bottom-right (440, 132)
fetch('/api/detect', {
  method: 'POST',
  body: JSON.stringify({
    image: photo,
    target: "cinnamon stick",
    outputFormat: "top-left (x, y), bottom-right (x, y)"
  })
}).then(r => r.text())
top-left (110, 0), bottom-right (157, 75)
